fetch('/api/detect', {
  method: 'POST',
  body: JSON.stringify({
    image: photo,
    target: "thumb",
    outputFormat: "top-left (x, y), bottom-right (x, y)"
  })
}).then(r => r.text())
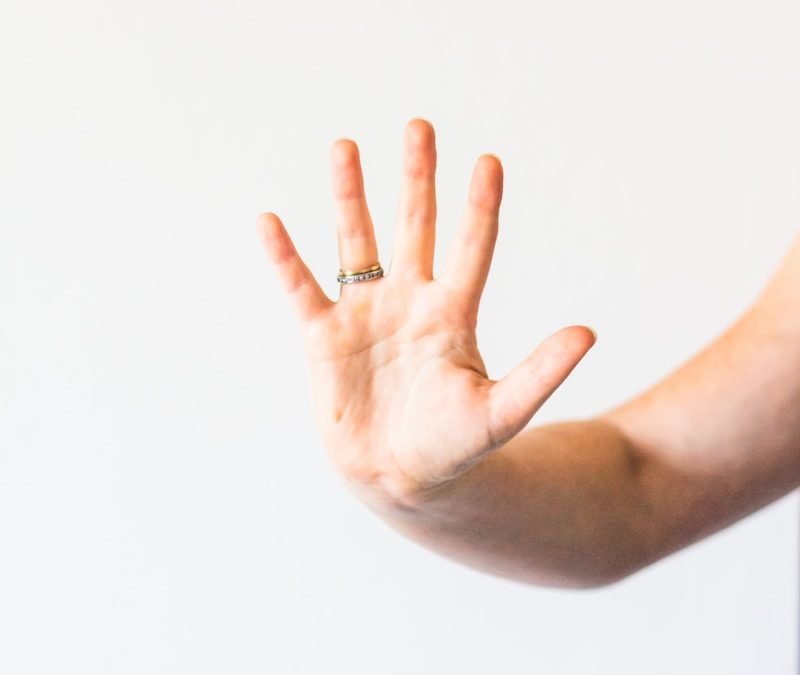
top-left (487, 325), bottom-right (597, 448)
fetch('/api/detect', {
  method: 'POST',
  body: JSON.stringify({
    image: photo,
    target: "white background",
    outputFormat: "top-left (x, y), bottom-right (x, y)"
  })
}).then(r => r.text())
top-left (2, 1), bottom-right (799, 673)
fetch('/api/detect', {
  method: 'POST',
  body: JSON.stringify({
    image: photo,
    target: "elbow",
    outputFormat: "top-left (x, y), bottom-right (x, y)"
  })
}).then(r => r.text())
top-left (541, 548), bottom-right (655, 590)
top-left (507, 560), bottom-right (643, 591)
top-left (554, 564), bottom-right (644, 591)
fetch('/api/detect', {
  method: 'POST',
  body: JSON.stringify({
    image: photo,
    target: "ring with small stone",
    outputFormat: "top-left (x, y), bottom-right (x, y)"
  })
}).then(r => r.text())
top-left (337, 262), bottom-right (384, 284)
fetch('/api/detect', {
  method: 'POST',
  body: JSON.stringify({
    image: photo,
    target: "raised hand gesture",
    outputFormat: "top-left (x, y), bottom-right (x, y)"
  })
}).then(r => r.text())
top-left (257, 118), bottom-right (596, 510)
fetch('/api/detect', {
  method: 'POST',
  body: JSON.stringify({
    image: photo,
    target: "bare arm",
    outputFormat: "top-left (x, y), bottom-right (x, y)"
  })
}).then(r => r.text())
top-left (257, 117), bottom-right (800, 589)
top-left (599, 234), bottom-right (800, 577)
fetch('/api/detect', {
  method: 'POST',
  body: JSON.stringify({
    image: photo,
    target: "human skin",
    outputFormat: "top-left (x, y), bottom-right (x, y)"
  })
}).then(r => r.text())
top-left (256, 117), bottom-right (800, 589)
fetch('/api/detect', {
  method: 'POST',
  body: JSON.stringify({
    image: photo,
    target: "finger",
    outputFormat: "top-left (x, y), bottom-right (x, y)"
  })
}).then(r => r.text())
top-left (256, 212), bottom-right (334, 322)
top-left (391, 118), bottom-right (437, 280)
top-left (487, 325), bottom-right (597, 448)
top-left (438, 154), bottom-right (503, 307)
top-left (330, 139), bottom-right (381, 277)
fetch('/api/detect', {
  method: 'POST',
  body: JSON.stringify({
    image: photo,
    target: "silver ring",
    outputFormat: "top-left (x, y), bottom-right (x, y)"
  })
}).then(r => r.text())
top-left (337, 265), bottom-right (384, 284)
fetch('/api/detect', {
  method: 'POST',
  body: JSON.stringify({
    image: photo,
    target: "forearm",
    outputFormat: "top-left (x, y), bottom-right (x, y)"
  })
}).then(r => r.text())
top-left (597, 298), bottom-right (800, 562)
top-left (346, 418), bottom-right (651, 589)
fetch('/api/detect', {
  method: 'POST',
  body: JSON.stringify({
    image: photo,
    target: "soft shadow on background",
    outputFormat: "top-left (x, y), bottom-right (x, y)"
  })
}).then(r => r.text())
top-left (1, 1), bottom-right (799, 673)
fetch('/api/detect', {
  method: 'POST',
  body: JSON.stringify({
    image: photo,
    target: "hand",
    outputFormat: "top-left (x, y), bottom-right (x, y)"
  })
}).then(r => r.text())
top-left (257, 118), bottom-right (596, 509)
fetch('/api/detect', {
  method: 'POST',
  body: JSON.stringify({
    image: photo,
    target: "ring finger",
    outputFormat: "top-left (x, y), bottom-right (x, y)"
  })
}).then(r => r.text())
top-left (330, 138), bottom-right (381, 285)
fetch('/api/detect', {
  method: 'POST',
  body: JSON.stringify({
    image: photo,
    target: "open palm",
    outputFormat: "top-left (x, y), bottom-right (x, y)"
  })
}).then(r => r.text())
top-left (257, 118), bottom-right (596, 509)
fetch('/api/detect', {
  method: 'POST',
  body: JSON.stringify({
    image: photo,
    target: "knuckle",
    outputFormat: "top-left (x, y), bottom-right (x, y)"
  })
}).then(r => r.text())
top-left (403, 204), bottom-right (434, 227)
top-left (335, 172), bottom-right (363, 201)
top-left (284, 268), bottom-right (311, 294)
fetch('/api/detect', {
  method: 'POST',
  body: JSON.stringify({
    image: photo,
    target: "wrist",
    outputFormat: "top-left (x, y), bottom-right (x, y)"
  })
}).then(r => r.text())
top-left (342, 444), bottom-right (508, 528)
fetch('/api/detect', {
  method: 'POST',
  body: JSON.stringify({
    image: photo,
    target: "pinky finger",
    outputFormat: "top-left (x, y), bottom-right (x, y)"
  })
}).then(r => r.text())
top-left (256, 212), bottom-right (333, 322)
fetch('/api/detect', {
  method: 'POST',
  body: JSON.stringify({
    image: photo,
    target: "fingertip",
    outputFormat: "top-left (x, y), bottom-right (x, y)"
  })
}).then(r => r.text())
top-left (477, 154), bottom-right (503, 188)
top-left (562, 324), bottom-right (598, 354)
top-left (255, 211), bottom-right (280, 245)
top-left (407, 115), bottom-right (434, 129)
top-left (256, 210), bottom-right (279, 230)
top-left (469, 155), bottom-right (504, 209)
top-left (573, 324), bottom-right (597, 345)
top-left (256, 212), bottom-right (296, 265)
top-left (330, 137), bottom-right (358, 165)
top-left (402, 120), bottom-right (437, 179)
top-left (481, 152), bottom-right (502, 167)
top-left (405, 117), bottom-right (435, 147)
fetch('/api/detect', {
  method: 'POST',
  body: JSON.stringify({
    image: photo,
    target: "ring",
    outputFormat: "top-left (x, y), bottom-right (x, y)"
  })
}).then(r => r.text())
top-left (337, 262), bottom-right (384, 284)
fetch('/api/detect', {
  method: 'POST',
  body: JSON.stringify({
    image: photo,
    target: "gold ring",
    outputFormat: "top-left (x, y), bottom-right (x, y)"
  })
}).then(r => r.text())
top-left (338, 263), bottom-right (382, 276)
top-left (337, 262), bottom-right (384, 284)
